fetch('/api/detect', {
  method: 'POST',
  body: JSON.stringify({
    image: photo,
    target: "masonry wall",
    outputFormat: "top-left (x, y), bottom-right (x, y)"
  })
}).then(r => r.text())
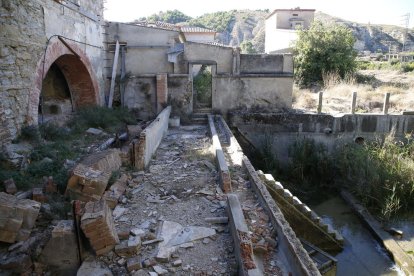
top-left (0, 0), bottom-right (105, 145)
top-left (214, 76), bottom-right (293, 114)
top-left (230, 113), bottom-right (414, 163)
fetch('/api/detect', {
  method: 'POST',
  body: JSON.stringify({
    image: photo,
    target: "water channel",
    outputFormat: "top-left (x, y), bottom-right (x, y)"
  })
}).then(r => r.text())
top-left (310, 196), bottom-right (404, 276)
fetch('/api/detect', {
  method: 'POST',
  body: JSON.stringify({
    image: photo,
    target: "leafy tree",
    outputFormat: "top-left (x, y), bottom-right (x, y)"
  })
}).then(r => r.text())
top-left (146, 10), bottom-right (191, 24)
top-left (293, 21), bottom-right (357, 86)
top-left (240, 40), bottom-right (257, 54)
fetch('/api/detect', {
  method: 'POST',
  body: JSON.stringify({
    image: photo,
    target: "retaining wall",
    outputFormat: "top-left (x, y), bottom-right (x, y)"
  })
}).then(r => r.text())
top-left (133, 106), bottom-right (171, 170)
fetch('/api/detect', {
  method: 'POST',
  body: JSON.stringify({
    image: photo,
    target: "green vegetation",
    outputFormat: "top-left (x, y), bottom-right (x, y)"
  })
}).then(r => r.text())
top-left (143, 9), bottom-right (191, 24)
top-left (189, 11), bottom-right (235, 33)
top-left (293, 21), bottom-right (357, 87)
top-left (357, 60), bottom-right (414, 72)
top-left (261, 134), bottom-right (414, 220)
top-left (240, 40), bottom-right (257, 54)
top-left (0, 106), bottom-right (136, 193)
top-left (193, 65), bottom-right (212, 106)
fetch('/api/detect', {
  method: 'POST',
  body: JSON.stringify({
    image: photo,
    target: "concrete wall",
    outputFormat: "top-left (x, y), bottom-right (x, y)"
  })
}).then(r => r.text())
top-left (183, 33), bottom-right (216, 43)
top-left (274, 10), bottom-right (315, 30)
top-left (0, 0), bottom-right (105, 145)
top-left (214, 76), bottom-right (293, 114)
top-left (230, 113), bottom-right (414, 163)
top-left (124, 76), bottom-right (157, 120)
top-left (184, 42), bottom-right (234, 74)
top-left (240, 54), bottom-right (284, 74)
top-left (265, 29), bottom-right (298, 54)
top-left (105, 22), bottom-right (178, 75)
top-left (135, 106), bottom-right (171, 170)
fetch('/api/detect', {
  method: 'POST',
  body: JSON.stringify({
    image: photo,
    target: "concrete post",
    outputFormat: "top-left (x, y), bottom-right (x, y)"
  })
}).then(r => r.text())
top-left (317, 92), bottom-right (323, 114)
top-left (351, 92), bottom-right (357, 114)
top-left (383, 92), bottom-right (390, 115)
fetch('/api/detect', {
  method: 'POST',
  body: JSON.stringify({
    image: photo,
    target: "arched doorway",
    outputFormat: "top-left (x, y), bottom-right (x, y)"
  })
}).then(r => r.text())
top-left (28, 37), bottom-right (100, 125)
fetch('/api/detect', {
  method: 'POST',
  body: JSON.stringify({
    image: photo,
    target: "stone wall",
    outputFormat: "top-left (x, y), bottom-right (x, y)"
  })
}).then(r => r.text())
top-left (0, 0), bottom-right (105, 145)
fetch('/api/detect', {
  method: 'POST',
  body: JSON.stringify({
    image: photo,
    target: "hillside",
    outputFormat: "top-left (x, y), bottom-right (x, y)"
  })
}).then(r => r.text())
top-left (139, 10), bottom-right (414, 54)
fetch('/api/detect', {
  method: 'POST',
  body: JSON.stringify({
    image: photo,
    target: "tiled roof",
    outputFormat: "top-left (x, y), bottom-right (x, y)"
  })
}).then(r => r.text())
top-left (132, 21), bottom-right (180, 31)
top-left (181, 26), bottom-right (216, 33)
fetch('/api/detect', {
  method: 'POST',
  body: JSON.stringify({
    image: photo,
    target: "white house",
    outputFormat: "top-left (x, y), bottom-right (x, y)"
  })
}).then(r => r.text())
top-left (265, 7), bottom-right (315, 54)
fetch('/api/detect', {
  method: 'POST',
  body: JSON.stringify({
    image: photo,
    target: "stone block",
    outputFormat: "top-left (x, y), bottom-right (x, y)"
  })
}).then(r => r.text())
top-left (81, 200), bottom-right (119, 255)
top-left (103, 174), bottom-right (127, 209)
top-left (39, 220), bottom-right (79, 274)
top-left (66, 164), bottom-right (111, 202)
top-left (80, 149), bottom-right (122, 173)
top-left (0, 192), bottom-right (40, 243)
top-left (4, 178), bottom-right (17, 194)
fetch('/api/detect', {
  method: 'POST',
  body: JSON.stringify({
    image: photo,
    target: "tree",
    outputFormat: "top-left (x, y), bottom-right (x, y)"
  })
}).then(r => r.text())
top-left (146, 10), bottom-right (191, 24)
top-left (293, 21), bottom-right (357, 87)
top-left (240, 40), bottom-right (257, 54)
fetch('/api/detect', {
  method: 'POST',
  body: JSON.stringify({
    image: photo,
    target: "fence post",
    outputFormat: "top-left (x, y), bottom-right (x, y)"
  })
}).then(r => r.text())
top-left (351, 91), bottom-right (357, 114)
top-left (317, 92), bottom-right (323, 114)
top-left (383, 92), bottom-right (390, 115)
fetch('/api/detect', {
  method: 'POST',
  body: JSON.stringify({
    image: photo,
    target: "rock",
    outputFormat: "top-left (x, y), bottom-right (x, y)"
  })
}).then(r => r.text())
top-left (77, 258), bottom-right (113, 276)
top-left (39, 220), bottom-right (80, 274)
top-left (115, 240), bottom-right (140, 257)
top-left (149, 272), bottom-right (157, 276)
top-left (0, 254), bottom-right (32, 273)
top-left (172, 259), bottom-right (182, 267)
top-left (113, 206), bottom-right (127, 219)
top-left (143, 258), bottom-right (157, 268)
top-left (132, 270), bottom-right (150, 276)
top-left (202, 238), bottom-right (210, 244)
top-left (130, 228), bottom-right (146, 237)
top-left (128, 236), bottom-right (142, 249)
top-left (153, 265), bottom-right (168, 275)
top-left (118, 258), bottom-right (126, 266)
top-left (4, 178), bottom-right (17, 194)
top-left (127, 257), bottom-right (142, 272)
top-left (86, 128), bottom-right (103, 135)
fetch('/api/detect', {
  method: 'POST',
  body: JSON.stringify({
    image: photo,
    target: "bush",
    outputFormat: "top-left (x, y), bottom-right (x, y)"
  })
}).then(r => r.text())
top-left (401, 62), bottom-right (414, 72)
top-left (293, 21), bottom-right (357, 87)
top-left (69, 106), bottom-right (136, 133)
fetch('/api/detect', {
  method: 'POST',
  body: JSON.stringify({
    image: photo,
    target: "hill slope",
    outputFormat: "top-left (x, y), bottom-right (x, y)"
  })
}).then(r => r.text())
top-left (139, 10), bottom-right (414, 54)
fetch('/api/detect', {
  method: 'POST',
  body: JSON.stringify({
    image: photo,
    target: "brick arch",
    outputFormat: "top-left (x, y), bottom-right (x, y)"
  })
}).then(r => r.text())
top-left (28, 37), bottom-right (100, 124)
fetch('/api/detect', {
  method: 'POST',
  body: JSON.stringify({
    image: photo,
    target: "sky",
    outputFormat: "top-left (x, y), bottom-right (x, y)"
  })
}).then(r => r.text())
top-left (104, 0), bottom-right (414, 28)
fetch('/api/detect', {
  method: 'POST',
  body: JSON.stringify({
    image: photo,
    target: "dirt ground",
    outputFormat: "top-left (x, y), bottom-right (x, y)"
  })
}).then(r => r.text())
top-left (293, 70), bottom-right (414, 114)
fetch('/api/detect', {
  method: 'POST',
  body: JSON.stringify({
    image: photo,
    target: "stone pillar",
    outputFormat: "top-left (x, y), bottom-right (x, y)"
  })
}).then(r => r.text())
top-left (156, 74), bottom-right (168, 114)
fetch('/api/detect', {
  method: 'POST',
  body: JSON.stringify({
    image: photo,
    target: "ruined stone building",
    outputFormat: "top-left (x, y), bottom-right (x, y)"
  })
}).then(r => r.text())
top-left (265, 7), bottom-right (315, 53)
top-left (1, 0), bottom-right (294, 146)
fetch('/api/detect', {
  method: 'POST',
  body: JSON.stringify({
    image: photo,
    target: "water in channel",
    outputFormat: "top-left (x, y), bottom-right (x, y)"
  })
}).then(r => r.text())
top-left (310, 196), bottom-right (404, 276)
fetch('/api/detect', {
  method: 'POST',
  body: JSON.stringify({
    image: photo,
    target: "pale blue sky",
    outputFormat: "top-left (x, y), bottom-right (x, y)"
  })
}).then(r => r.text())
top-left (104, 0), bottom-right (414, 28)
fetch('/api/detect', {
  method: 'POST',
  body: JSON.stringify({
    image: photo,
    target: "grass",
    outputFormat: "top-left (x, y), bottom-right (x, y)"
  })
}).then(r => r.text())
top-left (259, 134), bottom-right (414, 220)
top-left (1, 106), bottom-right (137, 193)
top-left (293, 70), bottom-right (414, 114)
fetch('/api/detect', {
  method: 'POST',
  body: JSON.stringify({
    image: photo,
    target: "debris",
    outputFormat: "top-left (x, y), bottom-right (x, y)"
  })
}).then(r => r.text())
top-left (77, 258), bottom-right (113, 276)
top-left (113, 206), bottom-right (127, 219)
top-left (203, 160), bottom-right (216, 171)
top-left (44, 176), bottom-right (57, 193)
top-left (127, 256), bottom-right (142, 272)
top-left (103, 174), bottom-right (128, 209)
top-left (142, 238), bottom-right (164, 245)
top-left (86, 128), bottom-right (103, 135)
top-left (130, 228), bottom-right (146, 237)
top-left (153, 265), bottom-right (168, 275)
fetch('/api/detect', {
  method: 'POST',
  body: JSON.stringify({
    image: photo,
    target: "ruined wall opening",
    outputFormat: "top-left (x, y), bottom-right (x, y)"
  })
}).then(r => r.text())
top-left (40, 63), bottom-right (73, 120)
top-left (29, 39), bottom-right (100, 126)
top-left (192, 64), bottom-right (212, 111)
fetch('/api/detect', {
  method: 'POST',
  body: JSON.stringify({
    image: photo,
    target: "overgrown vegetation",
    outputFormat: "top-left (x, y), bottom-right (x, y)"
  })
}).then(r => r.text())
top-left (293, 21), bottom-right (357, 87)
top-left (240, 40), bottom-right (257, 54)
top-left (193, 65), bottom-right (212, 106)
top-left (189, 11), bottom-right (236, 33)
top-left (260, 134), bottom-right (414, 220)
top-left (0, 106), bottom-right (136, 193)
top-left (139, 9), bottom-right (191, 24)
top-left (357, 60), bottom-right (414, 72)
